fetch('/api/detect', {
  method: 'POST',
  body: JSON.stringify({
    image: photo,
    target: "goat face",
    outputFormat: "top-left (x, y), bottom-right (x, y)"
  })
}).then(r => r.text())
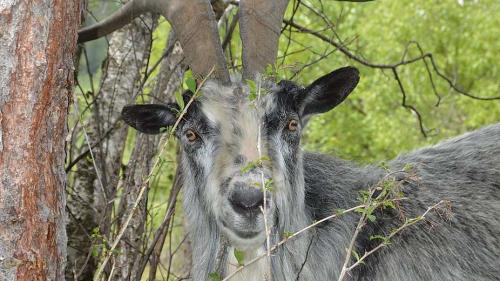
top-left (121, 67), bottom-right (360, 250)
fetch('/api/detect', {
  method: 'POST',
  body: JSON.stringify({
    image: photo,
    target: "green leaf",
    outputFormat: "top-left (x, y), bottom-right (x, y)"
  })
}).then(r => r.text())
top-left (259, 155), bottom-right (271, 162)
top-left (159, 127), bottom-right (170, 134)
top-left (241, 161), bottom-right (256, 175)
top-left (246, 79), bottom-right (257, 101)
top-left (240, 156), bottom-right (270, 175)
top-left (91, 244), bottom-right (100, 258)
top-left (209, 272), bottom-right (223, 281)
top-left (352, 250), bottom-right (361, 261)
top-left (264, 64), bottom-right (274, 78)
top-left (234, 248), bottom-right (245, 266)
top-left (264, 179), bottom-right (274, 192)
top-left (186, 77), bottom-right (197, 93)
top-left (403, 163), bottom-right (414, 172)
top-left (283, 231), bottom-right (294, 239)
top-left (367, 214), bottom-right (377, 222)
top-left (174, 90), bottom-right (185, 112)
top-left (369, 235), bottom-right (387, 242)
top-left (383, 200), bottom-right (396, 209)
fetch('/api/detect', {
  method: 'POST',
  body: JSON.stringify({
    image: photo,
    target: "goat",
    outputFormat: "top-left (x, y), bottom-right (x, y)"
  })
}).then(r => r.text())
top-left (79, 0), bottom-right (500, 279)
top-left (122, 67), bottom-right (500, 280)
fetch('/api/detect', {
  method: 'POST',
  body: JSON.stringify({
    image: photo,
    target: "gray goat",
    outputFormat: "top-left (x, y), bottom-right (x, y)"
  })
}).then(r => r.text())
top-left (122, 66), bottom-right (500, 281)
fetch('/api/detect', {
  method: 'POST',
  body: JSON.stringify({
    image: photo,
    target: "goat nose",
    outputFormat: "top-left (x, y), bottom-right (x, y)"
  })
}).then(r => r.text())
top-left (229, 186), bottom-right (264, 212)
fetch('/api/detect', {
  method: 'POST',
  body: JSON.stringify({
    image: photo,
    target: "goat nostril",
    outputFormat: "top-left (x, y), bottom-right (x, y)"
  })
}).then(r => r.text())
top-left (229, 187), bottom-right (264, 212)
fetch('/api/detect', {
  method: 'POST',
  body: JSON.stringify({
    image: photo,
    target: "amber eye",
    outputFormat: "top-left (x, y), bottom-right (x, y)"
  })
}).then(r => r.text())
top-left (287, 119), bottom-right (299, 131)
top-left (185, 129), bottom-right (198, 142)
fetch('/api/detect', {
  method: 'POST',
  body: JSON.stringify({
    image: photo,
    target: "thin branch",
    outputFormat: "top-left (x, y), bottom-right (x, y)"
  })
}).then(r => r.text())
top-left (284, 19), bottom-right (500, 101)
top-left (136, 165), bottom-right (184, 280)
top-left (92, 67), bottom-right (216, 281)
top-left (392, 68), bottom-right (428, 137)
top-left (222, 13), bottom-right (239, 51)
top-left (346, 200), bottom-right (447, 272)
top-left (337, 187), bottom-right (378, 281)
top-left (65, 123), bottom-right (118, 173)
top-left (295, 233), bottom-right (315, 281)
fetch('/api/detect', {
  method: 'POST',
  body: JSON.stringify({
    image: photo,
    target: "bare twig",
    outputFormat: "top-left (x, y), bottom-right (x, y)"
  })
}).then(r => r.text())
top-left (256, 77), bottom-right (272, 277)
top-left (346, 200), bottom-right (447, 273)
top-left (93, 67), bottom-right (216, 281)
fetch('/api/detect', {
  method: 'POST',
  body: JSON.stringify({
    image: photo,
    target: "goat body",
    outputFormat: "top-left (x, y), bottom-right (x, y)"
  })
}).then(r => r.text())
top-left (122, 68), bottom-right (500, 281)
top-left (303, 123), bottom-right (500, 281)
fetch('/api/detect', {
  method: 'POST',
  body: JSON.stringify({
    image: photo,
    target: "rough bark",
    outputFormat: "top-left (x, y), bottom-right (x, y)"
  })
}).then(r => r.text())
top-left (0, 0), bottom-right (80, 280)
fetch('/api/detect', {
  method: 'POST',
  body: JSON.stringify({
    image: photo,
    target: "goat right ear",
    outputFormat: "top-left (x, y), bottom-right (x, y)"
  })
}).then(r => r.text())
top-left (121, 104), bottom-right (178, 134)
top-left (297, 67), bottom-right (360, 117)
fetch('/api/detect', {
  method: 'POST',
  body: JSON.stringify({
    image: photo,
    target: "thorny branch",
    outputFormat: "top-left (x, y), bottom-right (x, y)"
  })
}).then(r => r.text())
top-left (345, 200), bottom-right (448, 273)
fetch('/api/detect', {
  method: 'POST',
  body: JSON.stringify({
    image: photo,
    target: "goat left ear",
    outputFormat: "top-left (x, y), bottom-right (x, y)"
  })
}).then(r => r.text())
top-left (121, 104), bottom-right (179, 134)
top-left (297, 66), bottom-right (359, 117)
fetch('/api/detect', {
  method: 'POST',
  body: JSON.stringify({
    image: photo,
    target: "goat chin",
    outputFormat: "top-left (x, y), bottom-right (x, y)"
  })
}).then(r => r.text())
top-left (220, 224), bottom-right (266, 251)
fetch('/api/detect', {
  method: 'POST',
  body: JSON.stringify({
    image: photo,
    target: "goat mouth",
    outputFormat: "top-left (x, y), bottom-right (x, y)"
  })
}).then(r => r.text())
top-left (221, 220), bottom-right (261, 239)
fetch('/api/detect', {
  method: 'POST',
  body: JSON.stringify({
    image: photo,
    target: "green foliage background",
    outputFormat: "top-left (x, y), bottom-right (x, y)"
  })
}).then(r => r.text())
top-left (282, 0), bottom-right (499, 162)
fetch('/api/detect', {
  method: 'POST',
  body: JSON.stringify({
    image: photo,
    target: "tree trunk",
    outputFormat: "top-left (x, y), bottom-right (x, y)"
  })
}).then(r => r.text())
top-left (0, 1), bottom-right (80, 280)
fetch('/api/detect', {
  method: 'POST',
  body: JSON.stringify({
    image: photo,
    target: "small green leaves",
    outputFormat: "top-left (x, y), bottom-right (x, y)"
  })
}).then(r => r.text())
top-left (176, 72), bottom-right (198, 111)
top-left (241, 162), bottom-right (255, 175)
top-left (185, 77), bottom-right (197, 93)
top-left (383, 200), bottom-right (396, 209)
top-left (369, 235), bottom-right (390, 244)
top-left (91, 244), bottom-right (100, 258)
top-left (246, 79), bottom-right (257, 101)
top-left (351, 250), bottom-right (361, 262)
top-left (283, 231), bottom-right (294, 239)
top-left (367, 214), bottom-right (377, 222)
top-left (209, 272), bottom-right (223, 281)
top-left (403, 163), bottom-right (414, 172)
top-left (175, 71), bottom-right (200, 114)
top-left (183, 70), bottom-right (197, 92)
top-left (264, 179), bottom-right (274, 192)
top-left (240, 156), bottom-right (270, 175)
top-left (159, 127), bottom-right (170, 134)
top-left (264, 64), bottom-right (275, 81)
top-left (174, 91), bottom-right (185, 112)
top-left (233, 248), bottom-right (245, 266)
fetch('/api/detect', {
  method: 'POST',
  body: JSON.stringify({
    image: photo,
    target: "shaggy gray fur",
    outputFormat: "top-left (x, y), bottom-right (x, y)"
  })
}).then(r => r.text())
top-left (301, 124), bottom-right (500, 281)
top-left (122, 71), bottom-right (500, 280)
top-left (181, 123), bottom-right (500, 281)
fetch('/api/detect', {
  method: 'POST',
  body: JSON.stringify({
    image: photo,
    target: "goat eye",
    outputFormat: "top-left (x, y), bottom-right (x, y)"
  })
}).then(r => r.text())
top-left (185, 129), bottom-right (198, 142)
top-left (287, 119), bottom-right (299, 131)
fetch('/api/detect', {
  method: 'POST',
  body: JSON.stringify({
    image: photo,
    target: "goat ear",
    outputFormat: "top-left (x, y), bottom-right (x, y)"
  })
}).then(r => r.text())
top-left (121, 104), bottom-right (178, 134)
top-left (297, 67), bottom-right (359, 117)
